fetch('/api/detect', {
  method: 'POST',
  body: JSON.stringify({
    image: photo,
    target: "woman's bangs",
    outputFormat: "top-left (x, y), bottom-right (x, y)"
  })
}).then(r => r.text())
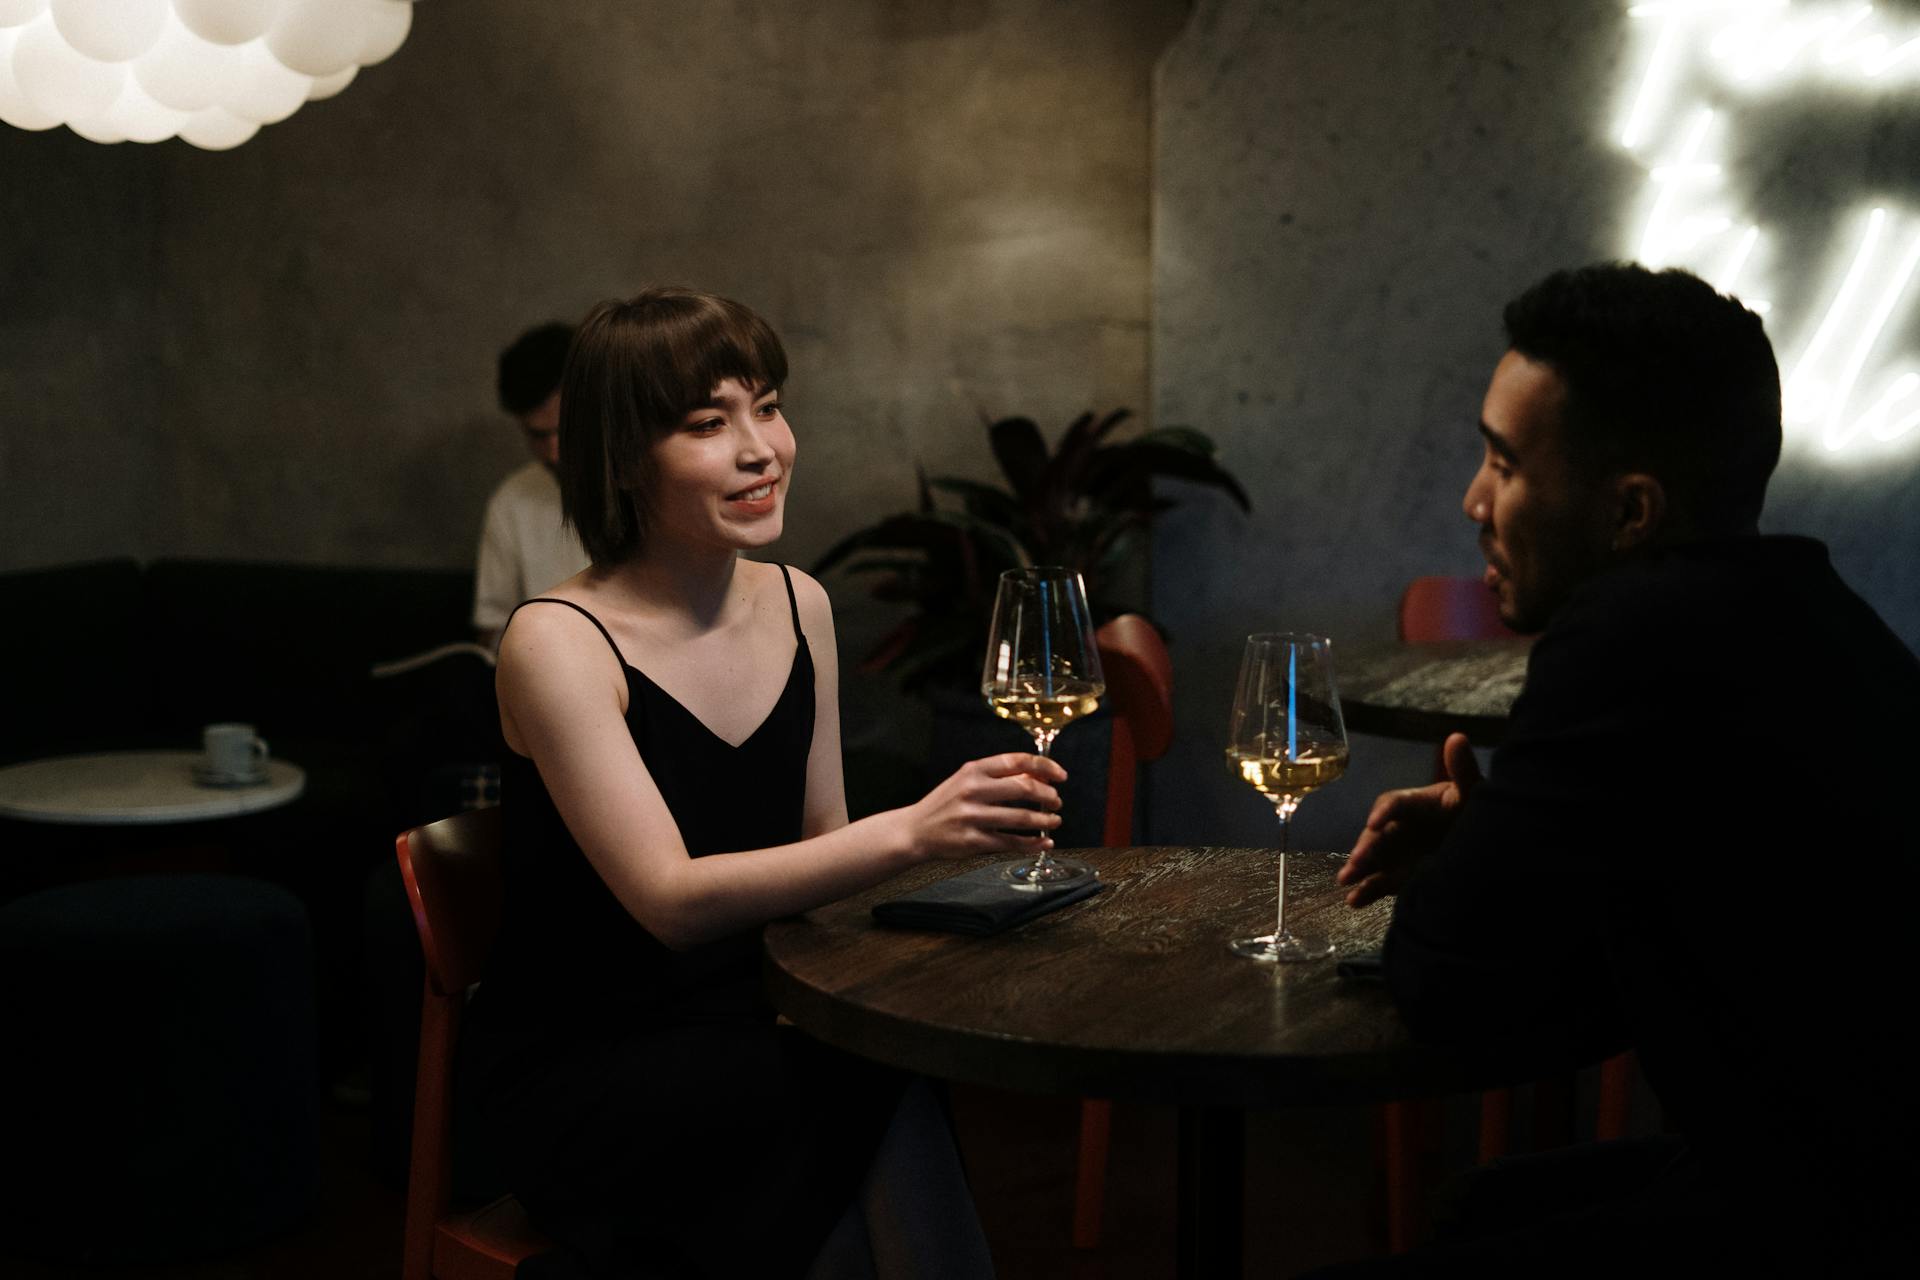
top-left (676, 308), bottom-right (788, 411)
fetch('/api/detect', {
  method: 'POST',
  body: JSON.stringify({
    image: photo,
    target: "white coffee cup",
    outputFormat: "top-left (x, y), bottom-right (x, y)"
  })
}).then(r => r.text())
top-left (202, 723), bottom-right (269, 779)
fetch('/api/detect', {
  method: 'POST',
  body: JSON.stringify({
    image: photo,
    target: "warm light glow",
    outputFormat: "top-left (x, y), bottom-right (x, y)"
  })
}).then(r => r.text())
top-left (1618, 1), bottom-right (1920, 455)
top-left (0, 0), bottom-right (414, 149)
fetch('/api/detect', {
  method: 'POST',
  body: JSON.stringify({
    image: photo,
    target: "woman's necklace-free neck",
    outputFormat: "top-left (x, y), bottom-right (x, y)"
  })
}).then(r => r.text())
top-left (601, 540), bottom-right (748, 638)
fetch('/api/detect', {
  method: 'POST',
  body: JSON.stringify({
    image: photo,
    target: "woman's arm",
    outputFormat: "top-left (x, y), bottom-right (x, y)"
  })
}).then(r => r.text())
top-left (791, 568), bottom-right (850, 838)
top-left (499, 603), bottom-right (1064, 951)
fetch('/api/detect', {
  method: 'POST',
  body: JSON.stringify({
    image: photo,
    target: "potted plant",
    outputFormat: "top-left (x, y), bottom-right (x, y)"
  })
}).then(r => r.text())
top-left (816, 409), bottom-right (1250, 841)
top-left (815, 408), bottom-right (1251, 692)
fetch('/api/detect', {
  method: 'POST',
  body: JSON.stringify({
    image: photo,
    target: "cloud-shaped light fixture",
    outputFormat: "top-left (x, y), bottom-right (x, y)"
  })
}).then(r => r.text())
top-left (0, 0), bottom-right (416, 150)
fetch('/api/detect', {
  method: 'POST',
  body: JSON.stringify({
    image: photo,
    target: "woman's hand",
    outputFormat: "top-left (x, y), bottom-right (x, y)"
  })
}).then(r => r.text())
top-left (901, 753), bottom-right (1068, 862)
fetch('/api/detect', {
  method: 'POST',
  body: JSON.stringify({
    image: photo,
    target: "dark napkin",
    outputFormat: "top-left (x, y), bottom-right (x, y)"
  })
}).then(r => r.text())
top-left (1335, 950), bottom-right (1384, 980)
top-left (872, 863), bottom-right (1105, 936)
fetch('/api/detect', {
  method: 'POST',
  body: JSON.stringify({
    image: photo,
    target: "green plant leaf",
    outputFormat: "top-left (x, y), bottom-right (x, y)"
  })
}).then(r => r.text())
top-left (988, 416), bottom-right (1049, 501)
top-left (870, 575), bottom-right (933, 605)
top-left (858, 618), bottom-right (923, 674)
top-left (1055, 410), bottom-right (1100, 457)
top-left (1134, 425), bottom-right (1218, 455)
top-left (926, 476), bottom-right (1021, 527)
top-left (817, 405), bottom-right (1248, 693)
top-left (917, 507), bottom-right (1031, 565)
top-left (891, 621), bottom-right (985, 694)
top-left (1088, 407), bottom-right (1134, 446)
top-left (813, 513), bottom-right (969, 574)
top-left (1047, 410), bottom-right (1101, 486)
top-left (1088, 508), bottom-right (1155, 562)
top-left (1088, 442), bottom-right (1253, 511)
top-left (1047, 408), bottom-right (1132, 506)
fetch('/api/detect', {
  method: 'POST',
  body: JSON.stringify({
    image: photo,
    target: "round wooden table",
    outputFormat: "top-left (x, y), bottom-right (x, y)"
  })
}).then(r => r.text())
top-left (0, 751), bottom-right (306, 825)
top-left (1337, 638), bottom-right (1533, 745)
top-left (765, 845), bottom-right (1562, 1275)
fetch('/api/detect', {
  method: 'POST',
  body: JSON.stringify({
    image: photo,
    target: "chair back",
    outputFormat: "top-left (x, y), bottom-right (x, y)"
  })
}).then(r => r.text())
top-left (398, 807), bottom-right (506, 998)
top-left (1073, 615), bottom-right (1174, 1248)
top-left (394, 807), bottom-right (546, 1280)
top-left (1094, 615), bottom-right (1173, 847)
top-left (1398, 575), bottom-right (1515, 643)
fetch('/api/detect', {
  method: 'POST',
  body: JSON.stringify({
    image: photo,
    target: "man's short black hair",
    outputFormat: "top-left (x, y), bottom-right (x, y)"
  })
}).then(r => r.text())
top-left (1503, 263), bottom-right (1781, 533)
top-left (497, 321), bottom-right (575, 415)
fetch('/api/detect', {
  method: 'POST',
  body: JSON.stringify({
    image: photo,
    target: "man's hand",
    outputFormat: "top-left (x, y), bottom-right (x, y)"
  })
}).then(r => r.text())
top-left (1337, 733), bottom-right (1481, 908)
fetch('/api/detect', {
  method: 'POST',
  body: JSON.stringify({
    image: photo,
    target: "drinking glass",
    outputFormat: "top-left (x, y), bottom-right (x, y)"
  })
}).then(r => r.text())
top-left (1224, 632), bottom-right (1349, 961)
top-left (982, 566), bottom-right (1105, 889)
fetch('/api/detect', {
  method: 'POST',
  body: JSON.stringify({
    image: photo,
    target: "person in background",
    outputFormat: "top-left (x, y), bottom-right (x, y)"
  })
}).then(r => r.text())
top-left (473, 321), bottom-right (591, 648)
top-left (1324, 262), bottom-right (1919, 1273)
top-left (457, 287), bottom-right (1054, 1277)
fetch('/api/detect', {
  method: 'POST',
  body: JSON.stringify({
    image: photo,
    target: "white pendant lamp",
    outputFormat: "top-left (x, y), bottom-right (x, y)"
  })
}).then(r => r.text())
top-left (0, 0), bottom-right (418, 150)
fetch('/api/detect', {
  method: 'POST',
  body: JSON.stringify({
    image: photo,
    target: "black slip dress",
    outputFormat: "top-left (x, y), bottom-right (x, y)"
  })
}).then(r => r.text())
top-left (456, 565), bottom-right (903, 1280)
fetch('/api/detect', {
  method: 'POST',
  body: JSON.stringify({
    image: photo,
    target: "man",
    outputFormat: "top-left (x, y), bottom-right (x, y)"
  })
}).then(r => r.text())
top-left (473, 322), bottom-right (591, 647)
top-left (1331, 263), bottom-right (1919, 1271)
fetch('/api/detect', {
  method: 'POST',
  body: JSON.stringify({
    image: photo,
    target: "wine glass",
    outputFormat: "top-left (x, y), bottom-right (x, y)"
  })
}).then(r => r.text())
top-left (982, 566), bottom-right (1105, 890)
top-left (1224, 632), bottom-right (1349, 961)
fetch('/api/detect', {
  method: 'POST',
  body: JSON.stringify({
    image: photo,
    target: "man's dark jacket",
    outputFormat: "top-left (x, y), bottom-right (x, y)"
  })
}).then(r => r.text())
top-left (1385, 535), bottom-right (1919, 1232)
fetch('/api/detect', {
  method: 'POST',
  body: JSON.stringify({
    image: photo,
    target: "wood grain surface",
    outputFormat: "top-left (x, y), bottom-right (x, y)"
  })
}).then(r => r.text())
top-left (765, 846), bottom-right (1565, 1108)
top-left (1337, 639), bottom-right (1533, 745)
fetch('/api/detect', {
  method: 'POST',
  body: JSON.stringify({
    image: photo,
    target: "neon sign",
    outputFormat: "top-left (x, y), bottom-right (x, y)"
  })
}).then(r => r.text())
top-left (1619, 1), bottom-right (1920, 455)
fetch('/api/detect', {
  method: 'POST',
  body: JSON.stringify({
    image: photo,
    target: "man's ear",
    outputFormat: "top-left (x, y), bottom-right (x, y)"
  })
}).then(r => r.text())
top-left (1610, 472), bottom-right (1666, 551)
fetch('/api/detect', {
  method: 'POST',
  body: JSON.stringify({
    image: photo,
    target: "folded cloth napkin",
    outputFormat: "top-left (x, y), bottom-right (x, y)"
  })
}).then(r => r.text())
top-left (872, 863), bottom-right (1105, 936)
top-left (1335, 950), bottom-right (1384, 980)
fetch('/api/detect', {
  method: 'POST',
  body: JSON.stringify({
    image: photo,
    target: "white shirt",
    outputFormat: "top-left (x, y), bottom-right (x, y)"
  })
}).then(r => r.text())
top-left (472, 462), bottom-right (591, 634)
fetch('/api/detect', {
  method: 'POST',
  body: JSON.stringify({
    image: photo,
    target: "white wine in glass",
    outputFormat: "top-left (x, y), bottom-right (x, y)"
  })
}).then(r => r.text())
top-left (982, 566), bottom-right (1105, 890)
top-left (1225, 632), bottom-right (1349, 961)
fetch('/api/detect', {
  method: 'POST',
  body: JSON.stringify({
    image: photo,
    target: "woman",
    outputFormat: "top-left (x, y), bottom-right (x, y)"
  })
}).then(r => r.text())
top-left (456, 287), bottom-right (1063, 1278)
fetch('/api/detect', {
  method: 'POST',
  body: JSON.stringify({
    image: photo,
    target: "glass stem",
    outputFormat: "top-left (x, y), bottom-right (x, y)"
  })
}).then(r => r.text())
top-left (1031, 731), bottom-right (1058, 869)
top-left (1275, 804), bottom-right (1294, 943)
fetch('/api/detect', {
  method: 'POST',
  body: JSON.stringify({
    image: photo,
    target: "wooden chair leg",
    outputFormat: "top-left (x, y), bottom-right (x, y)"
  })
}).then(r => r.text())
top-left (1071, 1098), bottom-right (1112, 1250)
top-left (1477, 1087), bottom-right (1514, 1163)
top-left (1382, 1099), bottom-right (1425, 1254)
top-left (1595, 1052), bottom-right (1634, 1141)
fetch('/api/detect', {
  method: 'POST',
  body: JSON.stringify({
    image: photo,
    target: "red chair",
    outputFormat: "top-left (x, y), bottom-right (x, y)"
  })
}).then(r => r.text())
top-left (1398, 573), bottom-right (1518, 844)
top-left (1398, 574), bottom-right (1515, 644)
top-left (1382, 579), bottom-right (1634, 1251)
top-left (1071, 614), bottom-right (1175, 1250)
top-left (395, 808), bottom-right (552, 1280)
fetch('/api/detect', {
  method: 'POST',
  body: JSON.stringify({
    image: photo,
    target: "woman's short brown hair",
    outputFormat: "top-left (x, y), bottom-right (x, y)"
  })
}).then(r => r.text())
top-left (558, 287), bottom-right (788, 565)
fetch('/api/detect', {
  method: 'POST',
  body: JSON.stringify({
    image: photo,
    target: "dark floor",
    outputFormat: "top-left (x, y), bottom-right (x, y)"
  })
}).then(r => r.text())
top-left (950, 1087), bottom-right (1384, 1278)
top-left (3, 1072), bottom-right (1640, 1278)
top-left (0, 1086), bottom-right (1393, 1280)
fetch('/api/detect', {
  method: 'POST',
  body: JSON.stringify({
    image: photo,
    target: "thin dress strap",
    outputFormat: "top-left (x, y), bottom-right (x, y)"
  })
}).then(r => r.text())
top-left (507, 597), bottom-right (629, 668)
top-left (777, 565), bottom-right (803, 642)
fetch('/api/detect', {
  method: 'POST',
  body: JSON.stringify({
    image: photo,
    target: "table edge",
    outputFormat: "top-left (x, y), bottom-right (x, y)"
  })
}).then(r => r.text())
top-left (764, 939), bottom-right (1562, 1109)
top-left (0, 751), bottom-right (308, 825)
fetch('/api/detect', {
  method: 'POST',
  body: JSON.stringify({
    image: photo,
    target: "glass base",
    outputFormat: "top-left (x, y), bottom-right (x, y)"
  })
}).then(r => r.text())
top-left (1002, 855), bottom-right (1094, 891)
top-left (1228, 933), bottom-right (1335, 962)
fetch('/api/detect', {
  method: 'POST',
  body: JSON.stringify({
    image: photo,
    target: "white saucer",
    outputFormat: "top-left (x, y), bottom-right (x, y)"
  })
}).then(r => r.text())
top-left (191, 764), bottom-right (269, 788)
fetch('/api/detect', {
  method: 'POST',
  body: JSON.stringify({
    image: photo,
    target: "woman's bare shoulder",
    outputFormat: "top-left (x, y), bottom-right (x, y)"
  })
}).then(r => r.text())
top-left (773, 563), bottom-right (835, 635)
top-left (497, 595), bottom-right (625, 679)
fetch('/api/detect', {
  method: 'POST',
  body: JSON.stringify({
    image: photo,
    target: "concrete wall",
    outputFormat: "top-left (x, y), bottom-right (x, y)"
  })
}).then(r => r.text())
top-left (2, 0), bottom-right (1183, 583)
top-left (2, 139), bottom-right (167, 563)
top-left (11, 0), bottom-right (1914, 834)
top-left (1150, 0), bottom-right (1920, 848)
top-left (1, 1), bottom-right (1185, 776)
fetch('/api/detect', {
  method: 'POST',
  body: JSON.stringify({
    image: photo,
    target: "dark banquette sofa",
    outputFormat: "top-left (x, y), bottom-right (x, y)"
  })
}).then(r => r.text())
top-left (1, 557), bottom-right (476, 771)
top-left (0, 557), bottom-right (491, 1116)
